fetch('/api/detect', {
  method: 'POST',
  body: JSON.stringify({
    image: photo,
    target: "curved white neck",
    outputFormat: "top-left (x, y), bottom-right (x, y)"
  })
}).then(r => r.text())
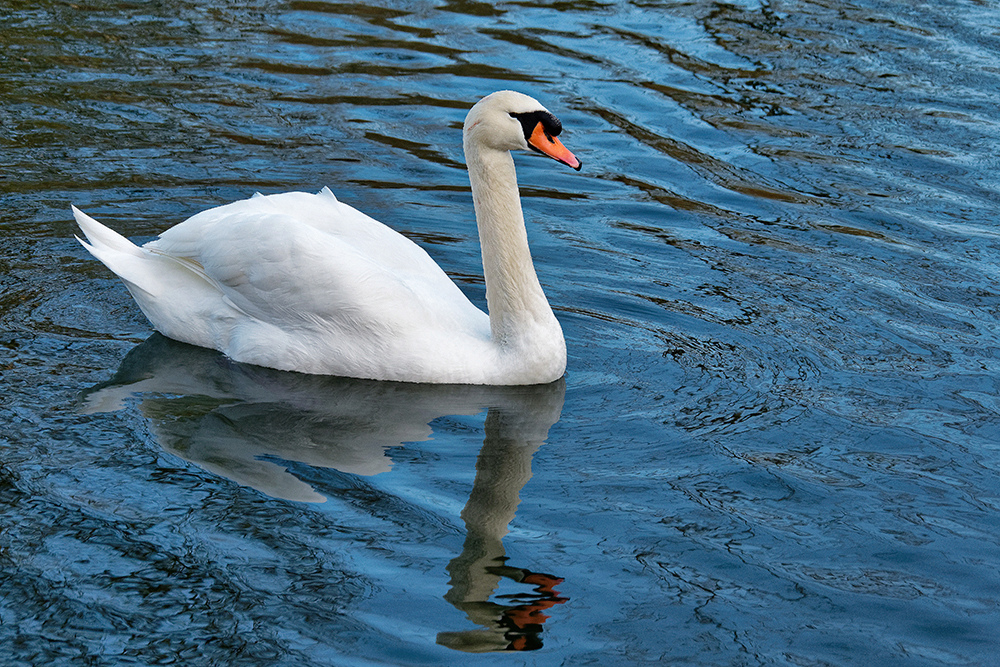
top-left (465, 145), bottom-right (557, 347)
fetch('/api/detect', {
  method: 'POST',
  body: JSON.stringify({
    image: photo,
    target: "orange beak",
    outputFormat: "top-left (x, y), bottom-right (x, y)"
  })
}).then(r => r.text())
top-left (528, 122), bottom-right (582, 170)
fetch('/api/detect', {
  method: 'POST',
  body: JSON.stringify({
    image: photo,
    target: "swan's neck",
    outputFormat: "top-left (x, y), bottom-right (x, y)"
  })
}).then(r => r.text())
top-left (466, 147), bottom-right (557, 347)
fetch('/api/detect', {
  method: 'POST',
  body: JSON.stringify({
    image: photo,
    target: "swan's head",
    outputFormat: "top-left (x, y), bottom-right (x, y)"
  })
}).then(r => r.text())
top-left (464, 91), bottom-right (582, 171)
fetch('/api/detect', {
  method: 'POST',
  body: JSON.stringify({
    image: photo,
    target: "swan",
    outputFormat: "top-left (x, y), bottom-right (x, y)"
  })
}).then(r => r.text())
top-left (73, 90), bottom-right (581, 385)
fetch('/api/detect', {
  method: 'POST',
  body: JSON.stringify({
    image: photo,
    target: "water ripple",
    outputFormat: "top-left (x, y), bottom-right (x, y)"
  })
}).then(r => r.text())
top-left (5, 0), bottom-right (1000, 664)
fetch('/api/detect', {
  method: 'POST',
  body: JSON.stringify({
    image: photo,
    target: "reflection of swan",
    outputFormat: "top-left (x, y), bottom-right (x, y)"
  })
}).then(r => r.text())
top-left (438, 398), bottom-right (569, 652)
top-left (81, 335), bottom-right (545, 501)
top-left (73, 91), bottom-right (581, 385)
top-left (83, 335), bottom-right (568, 648)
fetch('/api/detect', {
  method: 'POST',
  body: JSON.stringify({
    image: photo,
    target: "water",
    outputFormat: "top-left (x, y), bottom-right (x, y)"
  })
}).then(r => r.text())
top-left (3, 0), bottom-right (1000, 664)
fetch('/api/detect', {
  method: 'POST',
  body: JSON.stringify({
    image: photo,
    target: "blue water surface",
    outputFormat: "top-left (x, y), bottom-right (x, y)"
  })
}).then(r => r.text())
top-left (3, 1), bottom-right (1000, 664)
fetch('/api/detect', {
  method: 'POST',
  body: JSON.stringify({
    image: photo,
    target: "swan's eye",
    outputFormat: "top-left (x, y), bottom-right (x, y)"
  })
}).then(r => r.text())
top-left (509, 110), bottom-right (562, 144)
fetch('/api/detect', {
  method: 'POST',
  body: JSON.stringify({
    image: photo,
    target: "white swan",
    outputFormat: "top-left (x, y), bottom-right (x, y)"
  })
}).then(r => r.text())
top-left (73, 90), bottom-right (581, 385)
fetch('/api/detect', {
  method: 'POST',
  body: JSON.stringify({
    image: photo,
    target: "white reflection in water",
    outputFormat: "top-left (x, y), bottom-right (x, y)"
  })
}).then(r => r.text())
top-left (82, 334), bottom-right (568, 651)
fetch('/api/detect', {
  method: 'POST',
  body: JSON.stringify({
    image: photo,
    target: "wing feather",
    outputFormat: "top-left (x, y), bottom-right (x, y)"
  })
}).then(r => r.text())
top-left (144, 191), bottom-right (484, 341)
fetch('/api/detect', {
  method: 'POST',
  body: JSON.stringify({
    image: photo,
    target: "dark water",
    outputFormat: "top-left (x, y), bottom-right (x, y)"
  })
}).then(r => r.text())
top-left (3, 0), bottom-right (1000, 664)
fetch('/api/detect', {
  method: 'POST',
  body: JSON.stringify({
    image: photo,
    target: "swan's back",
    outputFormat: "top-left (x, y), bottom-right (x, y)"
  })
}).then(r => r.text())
top-left (154, 189), bottom-right (429, 278)
top-left (78, 190), bottom-right (494, 382)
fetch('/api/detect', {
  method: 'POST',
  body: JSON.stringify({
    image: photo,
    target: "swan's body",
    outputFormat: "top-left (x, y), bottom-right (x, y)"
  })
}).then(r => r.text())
top-left (74, 91), bottom-right (581, 385)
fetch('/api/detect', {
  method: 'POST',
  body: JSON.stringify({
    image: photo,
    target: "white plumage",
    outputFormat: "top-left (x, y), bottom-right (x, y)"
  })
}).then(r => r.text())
top-left (74, 91), bottom-right (581, 385)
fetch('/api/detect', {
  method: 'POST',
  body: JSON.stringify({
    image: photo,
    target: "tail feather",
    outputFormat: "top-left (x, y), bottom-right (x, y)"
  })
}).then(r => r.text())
top-left (73, 206), bottom-right (164, 297)
top-left (72, 205), bottom-right (144, 257)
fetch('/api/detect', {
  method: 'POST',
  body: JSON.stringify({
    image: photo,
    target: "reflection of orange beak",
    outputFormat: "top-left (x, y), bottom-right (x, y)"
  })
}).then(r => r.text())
top-left (528, 122), bottom-right (582, 170)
